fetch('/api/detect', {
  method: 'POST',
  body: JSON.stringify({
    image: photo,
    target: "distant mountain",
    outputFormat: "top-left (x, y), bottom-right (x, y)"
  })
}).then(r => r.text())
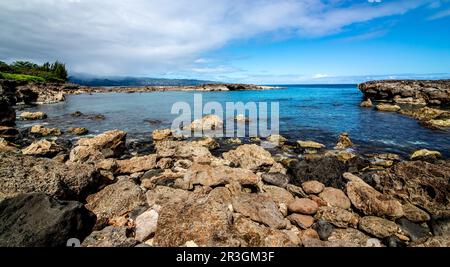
top-left (69, 75), bottom-right (218, 86)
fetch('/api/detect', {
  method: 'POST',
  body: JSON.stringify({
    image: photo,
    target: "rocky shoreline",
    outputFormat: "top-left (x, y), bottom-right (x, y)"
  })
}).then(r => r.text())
top-left (0, 79), bottom-right (449, 247)
top-left (359, 80), bottom-right (450, 129)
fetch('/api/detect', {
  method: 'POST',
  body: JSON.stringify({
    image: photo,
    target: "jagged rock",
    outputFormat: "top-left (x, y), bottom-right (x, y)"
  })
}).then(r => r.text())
top-left (261, 172), bottom-right (289, 187)
top-left (328, 228), bottom-right (371, 247)
top-left (183, 163), bottom-right (260, 189)
top-left (360, 98), bottom-right (372, 107)
top-left (232, 193), bottom-right (287, 229)
top-left (0, 193), bottom-right (95, 247)
top-left (267, 134), bottom-right (286, 146)
top-left (312, 221), bottom-right (335, 241)
top-left (399, 107), bottom-right (450, 121)
top-left (185, 114), bottom-right (223, 131)
top-left (0, 126), bottom-right (18, 140)
top-left (410, 149), bottom-right (442, 161)
top-left (152, 129), bottom-right (172, 141)
top-left (344, 172), bottom-right (404, 219)
top-left (423, 119), bottom-right (450, 128)
top-left (314, 206), bottom-right (359, 228)
top-left (154, 140), bottom-right (212, 162)
top-left (375, 103), bottom-right (401, 112)
top-left (68, 127), bottom-right (88, 135)
top-left (383, 235), bottom-right (407, 247)
top-left (69, 130), bottom-right (127, 163)
top-left (396, 218), bottom-right (431, 241)
top-left (318, 187), bottom-right (351, 210)
top-left (262, 185), bottom-right (294, 206)
top-left (358, 216), bottom-right (398, 238)
top-left (115, 155), bottom-right (158, 174)
top-left (30, 124), bottom-right (62, 136)
top-left (135, 209), bottom-right (159, 242)
top-left (287, 214), bottom-right (314, 229)
top-left (372, 161), bottom-right (450, 217)
top-left (146, 186), bottom-right (191, 207)
top-left (82, 226), bottom-right (137, 247)
top-left (0, 138), bottom-right (18, 152)
top-left (302, 181), bottom-right (325, 194)
top-left (191, 137), bottom-right (219, 150)
top-left (334, 132), bottom-right (353, 150)
top-left (413, 235), bottom-right (450, 247)
top-left (429, 216), bottom-right (450, 236)
top-left (222, 144), bottom-right (277, 171)
top-left (288, 198), bottom-right (319, 215)
top-left (85, 179), bottom-right (146, 226)
top-left (19, 111), bottom-right (47, 120)
top-left (21, 139), bottom-right (63, 157)
top-left (153, 187), bottom-right (238, 247)
top-left (402, 203), bottom-right (430, 222)
top-left (0, 153), bottom-right (101, 201)
top-left (297, 140), bottom-right (325, 149)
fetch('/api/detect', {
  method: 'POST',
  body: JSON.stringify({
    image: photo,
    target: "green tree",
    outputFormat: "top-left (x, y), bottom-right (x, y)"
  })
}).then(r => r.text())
top-left (51, 61), bottom-right (68, 81)
top-left (0, 61), bottom-right (12, 72)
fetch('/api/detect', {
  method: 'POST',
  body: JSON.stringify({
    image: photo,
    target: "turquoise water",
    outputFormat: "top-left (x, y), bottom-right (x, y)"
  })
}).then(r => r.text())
top-left (16, 85), bottom-right (450, 157)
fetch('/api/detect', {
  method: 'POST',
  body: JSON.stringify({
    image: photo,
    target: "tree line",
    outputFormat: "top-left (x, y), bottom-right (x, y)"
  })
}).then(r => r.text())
top-left (0, 60), bottom-right (68, 83)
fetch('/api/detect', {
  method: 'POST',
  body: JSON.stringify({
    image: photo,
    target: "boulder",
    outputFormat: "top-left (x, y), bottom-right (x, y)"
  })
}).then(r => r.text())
top-left (262, 185), bottom-right (295, 206)
top-left (402, 203), bottom-right (430, 222)
top-left (423, 119), bottom-right (450, 128)
top-left (0, 138), bottom-right (18, 153)
top-left (312, 220), bottom-right (335, 241)
top-left (301, 181), bottom-right (325, 194)
top-left (0, 193), bottom-right (95, 247)
top-left (185, 114), bottom-right (223, 131)
top-left (288, 198), bottom-right (319, 215)
top-left (85, 179), bottom-right (146, 226)
top-left (334, 132), bottom-right (353, 150)
top-left (344, 172), bottom-right (404, 219)
top-left (399, 107), bottom-right (449, 121)
top-left (410, 149), bottom-right (442, 161)
top-left (261, 172), bottom-right (290, 187)
top-left (68, 127), bottom-right (88, 135)
top-left (0, 92), bottom-right (16, 126)
top-left (267, 134), bottom-right (286, 146)
top-left (314, 206), bottom-right (359, 228)
top-left (222, 144), bottom-right (277, 171)
top-left (232, 193), bottom-right (287, 229)
top-left (154, 140), bottom-right (212, 161)
top-left (82, 226), bottom-right (137, 247)
top-left (327, 228), bottom-right (371, 247)
top-left (21, 139), bottom-right (63, 157)
top-left (146, 186), bottom-right (192, 207)
top-left (135, 209), bottom-right (159, 242)
top-left (191, 137), bottom-right (219, 150)
top-left (30, 124), bottom-right (62, 136)
top-left (396, 218), bottom-right (431, 241)
top-left (19, 111), bottom-right (47, 120)
top-left (358, 216), bottom-right (398, 238)
top-left (287, 214), bottom-right (314, 229)
top-left (115, 155), bottom-right (158, 174)
top-left (297, 140), bottom-right (325, 149)
top-left (152, 129), bottom-right (172, 141)
top-left (318, 187), bottom-right (351, 210)
top-left (360, 98), bottom-right (372, 107)
top-left (0, 153), bottom-right (101, 201)
top-left (375, 103), bottom-right (401, 112)
top-left (413, 235), bottom-right (450, 247)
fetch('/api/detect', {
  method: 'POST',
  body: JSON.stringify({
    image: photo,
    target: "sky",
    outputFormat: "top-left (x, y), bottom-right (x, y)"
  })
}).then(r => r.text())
top-left (0, 0), bottom-right (449, 84)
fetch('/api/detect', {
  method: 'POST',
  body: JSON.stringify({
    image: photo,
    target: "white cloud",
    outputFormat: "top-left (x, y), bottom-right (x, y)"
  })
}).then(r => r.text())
top-left (0, 0), bottom-right (428, 76)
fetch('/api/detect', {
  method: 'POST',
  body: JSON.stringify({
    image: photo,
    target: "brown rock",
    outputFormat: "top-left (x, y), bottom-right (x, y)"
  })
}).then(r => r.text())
top-left (358, 216), bottom-right (398, 238)
top-left (116, 155), bottom-right (158, 174)
top-left (334, 132), bottom-right (353, 150)
top-left (302, 180), bottom-right (325, 194)
top-left (319, 187), bottom-right (351, 210)
top-left (328, 228), bottom-right (371, 247)
top-left (19, 111), bottom-right (47, 120)
top-left (262, 185), bottom-right (295, 206)
top-left (375, 103), bottom-right (401, 112)
top-left (402, 203), bottom-right (430, 222)
top-left (21, 140), bottom-right (63, 157)
top-left (68, 127), bottom-right (88, 135)
top-left (287, 214), bottom-right (314, 229)
top-left (360, 98), bottom-right (372, 107)
top-left (410, 149), bottom-right (442, 161)
top-left (222, 144), bottom-right (276, 171)
top-left (152, 128), bottom-right (172, 141)
top-left (288, 198), bottom-right (319, 215)
top-left (314, 206), bottom-right (359, 228)
top-left (30, 124), bottom-right (62, 136)
top-left (297, 140), bottom-right (325, 149)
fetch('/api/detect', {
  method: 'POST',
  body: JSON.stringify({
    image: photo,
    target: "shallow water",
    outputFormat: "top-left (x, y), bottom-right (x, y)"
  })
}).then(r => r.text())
top-left (16, 85), bottom-right (450, 157)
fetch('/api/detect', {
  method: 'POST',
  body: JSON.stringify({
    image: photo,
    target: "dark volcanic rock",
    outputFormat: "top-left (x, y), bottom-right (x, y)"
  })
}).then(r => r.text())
top-left (312, 220), bottom-right (335, 241)
top-left (0, 80), bottom-right (17, 126)
top-left (261, 172), bottom-right (290, 187)
top-left (0, 193), bottom-right (96, 247)
top-left (396, 218), bottom-right (431, 241)
top-left (0, 152), bottom-right (102, 201)
top-left (358, 80), bottom-right (450, 105)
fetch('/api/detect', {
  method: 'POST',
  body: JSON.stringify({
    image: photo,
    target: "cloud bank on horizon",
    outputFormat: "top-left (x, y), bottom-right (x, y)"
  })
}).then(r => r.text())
top-left (0, 0), bottom-right (449, 83)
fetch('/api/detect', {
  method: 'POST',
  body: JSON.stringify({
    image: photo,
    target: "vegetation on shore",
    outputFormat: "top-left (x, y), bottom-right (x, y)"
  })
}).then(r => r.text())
top-left (0, 60), bottom-right (68, 83)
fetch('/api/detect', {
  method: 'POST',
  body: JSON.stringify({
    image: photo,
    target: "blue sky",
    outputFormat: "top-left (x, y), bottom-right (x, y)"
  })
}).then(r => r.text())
top-left (0, 0), bottom-right (449, 84)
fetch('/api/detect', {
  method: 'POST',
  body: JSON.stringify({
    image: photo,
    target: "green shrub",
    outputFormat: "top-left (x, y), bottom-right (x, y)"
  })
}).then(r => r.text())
top-left (0, 60), bottom-right (68, 82)
top-left (0, 72), bottom-right (46, 83)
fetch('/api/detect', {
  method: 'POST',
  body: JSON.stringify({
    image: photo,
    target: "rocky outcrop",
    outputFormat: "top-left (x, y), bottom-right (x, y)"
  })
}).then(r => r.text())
top-left (0, 193), bottom-right (95, 247)
top-left (358, 80), bottom-right (450, 105)
top-left (30, 124), bottom-right (62, 136)
top-left (82, 226), bottom-right (137, 247)
top-left (0, 153), bottom-right (101, 201)
top-left (19, 111), bottom-right (47, 120)
top-left (21, 139), bottom-right (63, 157)
top-left (0, 81), bottom-right (16, 126)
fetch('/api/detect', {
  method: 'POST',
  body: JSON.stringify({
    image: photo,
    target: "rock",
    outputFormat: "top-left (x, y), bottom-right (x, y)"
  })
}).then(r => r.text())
top-left (21, 139), bottom-right (63, 157)
top-left (235, 114), bottom-right (250, 123)
top-left (360, 98), bottom-right (372, 107)
top-left (261, 172), bottom-right (290, 187)
top-left (85, 179), bottom-right (146, 226)
top-left (396, 218), bottom-right (431, 241)
top-left (301, 181), bottom-right (325, 194)
top-left (344, 172), bottom-right (404, 219)
top-left (314, 206), bottom-right (359, 228)
top-left (191, 137), bottom-right (219, 150)
top-left (288, 198), bottom-right (319, 215)
top-left (413, 235), bottom-right (450, 247)
top-left (383, 235), bottom-right (407, 247)
top-left (30, 124), bottom-right (62, 136)
top-left (334, 132), bottom-right (353, 150)
top-left (233, 216), bottom-right (298, 247)
top-left (285, 184), bottom-right (308, 198)
top-left (410, 149), bottom-right (442, 161)
top-left (135, 209), bottom-right (159, 242)
top-left (0, 153), bottom-right (101, 200)
top-left (154, 140), bottom-right (212, 161)
top-left (335, 151), bottom-right (356, 162)
top-left (262, 185), bottom-right (295, 206)
top-left (399, 107), bottom-right (449, 121)
top-left (358, 216), bottom-right (398, 238)
top-left (0, 125), bottom-right (18, 140)
top-left (287, 214), bottom-right (314, 229)
top-left (232, 193), bottom-right (287, 229)
top-left (302, 238), bottom-right (359, 247)
top-left (358, 80), bottom-right (450, 105)
top-left (267, 134), bottom-right (286, 146)
top-left (375, 103), bottom-right (401, 112)
top-left (402, 203), bottom-right (430, 222)
top-left (19, 111), bottom-right (47, 120)
top-left (328, 228), bottom-right (371, 247)
top-left (152, 129), bottom-right (172, 141)
top-left (0, 86), bottom-right (16, 126)
top-left (223, 144), bottom-right (277, 171)
top-left (225, 138), bottom-right (242, 144)
top-left (146, 186), bottom-right (191, 207)
top-left (116, 155), bottom-right (158, 174)
top-left (0, 193), bottom-right (95, 247)
top-left (153, 188), bottom-right (238, 247)
top-left (183, 163), bottom-right (260, 189)
top-left (0, 138), bottom-right (18, 152)
top-left (68, 127), bottom-right (88, 135)
top-left (297, 140), bottom-right (325, 149)
top-left (318, 187), bottom-right (351, 210)
top-left (82, 226), bottom-right (137, 247)
top-left (156, 157), bottom-right (174, 169)
top-left (430, 216), bottom-right (450, 236)
top-left (423, 118), bottom-right (450, 128)
top-left (372, 161), bottom-right (450, 217)
top-left (312, 220), bottom-right (334, 241)
top-left (185, 114), bottom-right (223, 131)
top-left (69, 130), bottom-right (127, 163)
